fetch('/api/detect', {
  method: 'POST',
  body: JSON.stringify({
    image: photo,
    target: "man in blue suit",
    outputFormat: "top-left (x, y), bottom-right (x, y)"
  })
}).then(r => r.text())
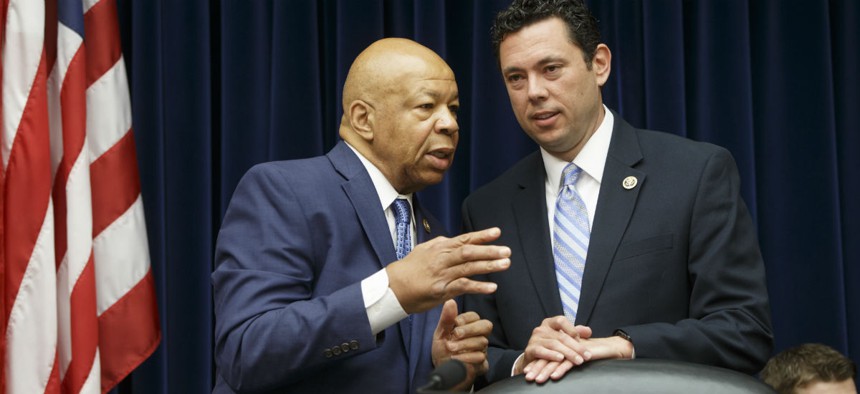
top-left (461, 0), bottom-right (773, 387)
top-left (212, 38), bottom-right (512, 393)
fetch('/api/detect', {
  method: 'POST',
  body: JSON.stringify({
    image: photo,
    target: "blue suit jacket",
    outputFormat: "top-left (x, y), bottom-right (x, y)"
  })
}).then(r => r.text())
top-left (212, 141), bottom-right (447, 393)
top-left (461, 113), bottom-right (773, 386)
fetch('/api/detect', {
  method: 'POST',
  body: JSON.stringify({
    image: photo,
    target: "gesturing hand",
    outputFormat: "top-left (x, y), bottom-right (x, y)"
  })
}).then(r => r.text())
top-left (386, 227), bottom-right (511, 314)
top-left (431, 300), bottom-right (492, 391)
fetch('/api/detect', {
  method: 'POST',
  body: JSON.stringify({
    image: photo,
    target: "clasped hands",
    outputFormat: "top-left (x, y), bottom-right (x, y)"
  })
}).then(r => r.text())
top-left (516, 316), bottom-right (635, 383)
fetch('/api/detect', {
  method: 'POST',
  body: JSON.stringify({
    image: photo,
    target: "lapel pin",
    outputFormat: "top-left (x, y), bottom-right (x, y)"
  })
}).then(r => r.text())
top-left (622, 176), bottom-right (638, 190)
top-left (423, 218), bottom-right (431, 233)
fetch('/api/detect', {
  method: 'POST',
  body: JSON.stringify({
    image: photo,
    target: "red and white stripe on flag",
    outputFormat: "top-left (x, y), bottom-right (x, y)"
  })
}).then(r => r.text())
top-left (1, 0), bottom-right (161, 393)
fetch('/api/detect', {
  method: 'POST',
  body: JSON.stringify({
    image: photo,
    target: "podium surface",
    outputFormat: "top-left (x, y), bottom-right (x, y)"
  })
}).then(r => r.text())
top-left (478, 359), bottom-right (775, 393)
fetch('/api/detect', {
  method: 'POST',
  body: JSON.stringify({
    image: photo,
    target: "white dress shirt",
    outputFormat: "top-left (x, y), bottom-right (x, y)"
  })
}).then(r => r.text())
top-left (346, 143), bottom-right (413, 335)
top-left (542, 106), bottom-right (613, 233)
top-left (511, 106), bottom-right (620, 375)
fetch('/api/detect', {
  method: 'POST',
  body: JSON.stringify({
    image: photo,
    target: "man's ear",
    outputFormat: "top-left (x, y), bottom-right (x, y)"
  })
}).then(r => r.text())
top-left (349, 100), bottom-right (374, 141)
top-left (592, 43), bottom-right (612, 87)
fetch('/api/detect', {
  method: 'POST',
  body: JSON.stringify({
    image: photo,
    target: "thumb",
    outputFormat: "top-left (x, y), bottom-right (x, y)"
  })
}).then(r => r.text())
top-left (434, 299), bottom-right (459, 338)
top-left (575, 325), bottom-right (593, 339)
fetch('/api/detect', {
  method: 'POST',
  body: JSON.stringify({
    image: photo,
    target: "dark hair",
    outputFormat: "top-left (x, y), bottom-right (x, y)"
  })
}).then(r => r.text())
top-left (760, 343), bottom-right (857, 394)
top-left (491, 0), bottom-right (601, 67)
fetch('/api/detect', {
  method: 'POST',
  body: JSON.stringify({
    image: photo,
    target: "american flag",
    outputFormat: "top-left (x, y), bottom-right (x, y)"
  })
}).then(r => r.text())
top-left (1, 0), bottom-right (160, 393)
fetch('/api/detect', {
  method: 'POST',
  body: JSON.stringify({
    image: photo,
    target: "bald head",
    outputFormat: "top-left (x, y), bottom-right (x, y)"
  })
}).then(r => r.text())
top-left (337, 38), bottom-right (460, 194)
top-left (341, 38), bottom-right (455, 133)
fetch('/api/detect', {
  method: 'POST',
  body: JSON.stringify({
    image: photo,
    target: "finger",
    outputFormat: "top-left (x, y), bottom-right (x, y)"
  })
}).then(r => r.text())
top-left (542, 318), bottom-right (592, 361)
top-left (446, 335), bottom-right (489, 354)
top-left (448, 350), bottom-right (487, 365)
top-left (454, 227), bottom-right (503, 246)
top-left (574, 325), bottom-right (593, 339)
top-left (558, 332), bottom-right (591, 363)
top-left (526, 329), bottom-right (587, 366)
top-left (452, 318), bottom-right (492, 339)
top-left (545, 315), bottom-right (577, 334)
top-left (445, 277), bottom-right (499, 297)
top-left (544, 334), bottom-right (589, 365)
top-left (458, 244), bottom-right (511, 263)
top-left (533, 360), bottom-right (562, 383)
top-left (446, 258), bottom-right (510, 283)
top-left (434, 300), bottom-right (459, 339)
top-left (549, 360), bottom-right (575, 380)
top-left (454, 311), bottom-right (480, 326)
top-left (525, 344), bottom-right (565, 367)
top-left (524, 359), bottom-right (548, 381)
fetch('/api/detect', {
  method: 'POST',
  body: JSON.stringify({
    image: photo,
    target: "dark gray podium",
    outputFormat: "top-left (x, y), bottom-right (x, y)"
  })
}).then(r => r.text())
top-left (477, 359), bottom-right (775, 394)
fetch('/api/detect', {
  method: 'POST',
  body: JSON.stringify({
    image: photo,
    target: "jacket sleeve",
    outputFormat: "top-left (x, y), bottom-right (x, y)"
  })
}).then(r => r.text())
top-left (618, 148), bottom-right (773, 373)
top-left (211, 164), bottom-right (379, 392)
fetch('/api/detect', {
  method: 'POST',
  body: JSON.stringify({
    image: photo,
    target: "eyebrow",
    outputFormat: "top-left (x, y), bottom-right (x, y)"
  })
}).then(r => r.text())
top-left (414, 89), bottom-right (459, 102)
top-left (418, 90), bottom-right (441, 99)
top-left (502, 56), bottom-right (567, 75)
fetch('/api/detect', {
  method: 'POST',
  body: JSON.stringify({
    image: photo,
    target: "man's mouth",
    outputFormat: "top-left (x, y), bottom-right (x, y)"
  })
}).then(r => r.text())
top-left (426, 147), bottom-right (454, 169)
top-left (531, 111), bottom-right (559, 126)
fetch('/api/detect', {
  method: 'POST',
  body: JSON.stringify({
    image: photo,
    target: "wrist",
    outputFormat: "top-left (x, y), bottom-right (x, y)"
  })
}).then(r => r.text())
top-left (613, 329), bottom-right (634, 359)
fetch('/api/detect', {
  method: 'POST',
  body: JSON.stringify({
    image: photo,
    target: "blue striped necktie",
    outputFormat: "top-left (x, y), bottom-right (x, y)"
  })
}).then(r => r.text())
top-left (392, 198), bottom-right (412, 260)
top-left (553, 163), bottom-right (590, 323)
top-left (392, 198), bottom-right (414, 348)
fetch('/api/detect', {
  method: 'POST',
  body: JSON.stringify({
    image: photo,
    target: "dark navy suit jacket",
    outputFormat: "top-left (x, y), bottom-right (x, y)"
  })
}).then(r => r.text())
top-left (462, 113), bottom-right (773, 386)
top-left (212, 141), bottom-right (446, 393)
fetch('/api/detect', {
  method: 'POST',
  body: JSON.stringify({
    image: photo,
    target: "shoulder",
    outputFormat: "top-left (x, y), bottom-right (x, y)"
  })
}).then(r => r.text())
top-left (611, 112), bottom-right (728, 162)
top-left (466, 151), bottom-right (543, 201)
top-left (639, 129), bottom-right (724, 154)
top-left (608, 116), bottom-right (741, 192)
top-left (229, 156), bottom-right (341, 206)
top-left (625, 125), bottom-right (734, 170)
top-left (240, 155), bottom-right (334, 186)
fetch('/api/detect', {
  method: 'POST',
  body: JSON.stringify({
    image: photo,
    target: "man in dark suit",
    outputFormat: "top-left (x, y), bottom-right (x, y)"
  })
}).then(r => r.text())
top-left (461, 0), bottom-right (773, 386)
top-left (212, 38), bottom-right (512, 393)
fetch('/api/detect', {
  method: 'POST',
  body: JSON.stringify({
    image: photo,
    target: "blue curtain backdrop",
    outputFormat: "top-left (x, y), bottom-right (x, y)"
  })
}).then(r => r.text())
top-left (113, 0), bottom-right (859, 392)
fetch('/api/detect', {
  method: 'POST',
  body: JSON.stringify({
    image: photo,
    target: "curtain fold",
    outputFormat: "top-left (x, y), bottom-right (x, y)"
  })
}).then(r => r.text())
top-left (750, 0), bottom-right (846, 351)
top-left (116, 1), bottom-right (859, 392)
top-left (832, 0), bottom-right (860, 356)
top-left (120, 0), bottom-right (214, 392)
top-left (685, 0), bottom-right (759, 213)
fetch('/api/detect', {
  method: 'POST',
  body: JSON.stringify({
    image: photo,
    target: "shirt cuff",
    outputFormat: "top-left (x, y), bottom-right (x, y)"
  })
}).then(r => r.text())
top-left (361, 269), bottom-right (408, 335)
top-left (511, 353), bottom-right (525, 376)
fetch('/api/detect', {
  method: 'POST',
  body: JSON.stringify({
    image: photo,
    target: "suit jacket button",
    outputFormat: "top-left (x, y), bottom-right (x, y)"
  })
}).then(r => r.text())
top-left (341, 343), bottom-right (350, 353)
top-left (332, 346), bottom-right (342, 356)
top-left (323, 348), bottom-right (333, 358)
top-left (350, 340), bottom-right (359, 350)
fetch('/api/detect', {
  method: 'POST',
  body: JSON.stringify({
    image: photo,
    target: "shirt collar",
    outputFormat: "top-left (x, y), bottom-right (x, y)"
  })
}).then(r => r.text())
top-left (541, 105), bottom-right (614, 189)
top-left (345, 141), bottom-right (412, 209)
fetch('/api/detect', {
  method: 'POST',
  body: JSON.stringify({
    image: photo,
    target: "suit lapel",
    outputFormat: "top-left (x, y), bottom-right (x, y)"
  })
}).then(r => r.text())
top-left (412, 194), bottom-right (443, 244)
top-left (511, 155), bottom-right (565, 317)
top-left (328, 142), bottom-right (414, 364)
top-left (576, 115), bottom-right (645, 324)
top-left (329, 142), bottom-right (399, 269)
top-left (330, 143), bottom-right (468, 387)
